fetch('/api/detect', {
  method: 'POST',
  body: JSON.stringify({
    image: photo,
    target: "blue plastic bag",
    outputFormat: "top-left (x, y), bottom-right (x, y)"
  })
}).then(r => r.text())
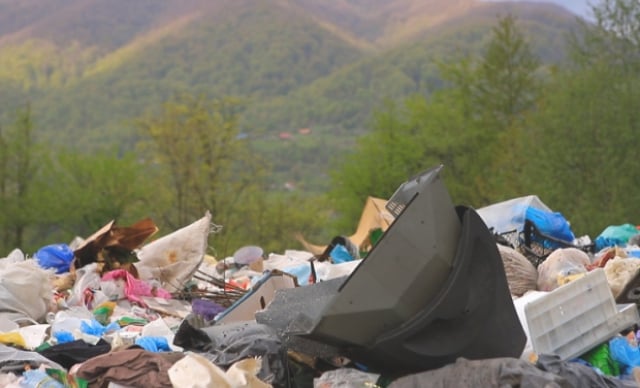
top-left (21, 369), bottom-right (65, 388)
top-left (53, 331), bottom-right (75, 344)
top-left (135, 336), bottom-right (171, 352)
top-left (525, 207), bottom-right (576, 247)
top-left (609, 336), bottom-right (640, 375)
top-left (282, 263), bottom-right (312, 286)
top-left (80, 319), bottom-right (120, 337)
top-left (330, 244), bottom-right (354, 264)
top-left (34, 244), bottom-right (75, 274)
top-left (596, 224), bottom-right (640, 251)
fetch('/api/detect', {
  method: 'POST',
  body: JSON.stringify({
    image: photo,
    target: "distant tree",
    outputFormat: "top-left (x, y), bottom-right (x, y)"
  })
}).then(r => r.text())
top-left (476, 14), bottom-right (541, 131)
top-left (519, 0), bottom-right (640, 236)
top-left (571, 0), bottom-right (640, 73)
top-left (328, 14), bottom-right (543, 229)
top-left (137, 93), bottom-right (333, 256)
top-left (441, 14), bottom-right (542, 202)
top-left (34, 151), bottom-right (150, 241)
top-left (0, 105), bottom-right (38, 252)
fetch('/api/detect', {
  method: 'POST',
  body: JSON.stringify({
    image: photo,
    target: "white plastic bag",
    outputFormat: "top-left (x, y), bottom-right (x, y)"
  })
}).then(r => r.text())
top-left (135, 211), bottom-right (211, 292)
top-left (536, 248), bottom-right (590, 291)
top-left (0, 259), bottom-right (53, 322)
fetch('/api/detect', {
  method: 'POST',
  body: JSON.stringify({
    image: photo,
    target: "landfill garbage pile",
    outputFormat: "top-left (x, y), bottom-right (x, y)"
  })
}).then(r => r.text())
top-left (2, 165), bottom-right (640, 387)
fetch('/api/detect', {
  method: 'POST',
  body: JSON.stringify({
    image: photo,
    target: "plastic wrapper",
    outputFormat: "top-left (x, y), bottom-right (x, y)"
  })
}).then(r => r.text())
top-left (497, 244), bottom-right (538, 297)
top-left (101, 269), bottom-right (171, 306)
top-left (21, 369), bottom-right (65, 388)
top-left (580, 343), bottom-right (620, 376)
top-left (314, 368), bottom-right (379, 388)
top-left (0, 343), bottom-right (64, 372)
top-left (536, 248), bottom-right (591, 291)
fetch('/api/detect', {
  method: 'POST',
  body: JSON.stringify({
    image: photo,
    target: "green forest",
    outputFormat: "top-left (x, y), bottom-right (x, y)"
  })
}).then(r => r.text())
top-left (1, 0), bottom-right (638, 258)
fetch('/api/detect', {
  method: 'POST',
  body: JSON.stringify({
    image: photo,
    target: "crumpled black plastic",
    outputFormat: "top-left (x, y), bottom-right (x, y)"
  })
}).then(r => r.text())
top-left (174, 319), bottom-right (287, 386)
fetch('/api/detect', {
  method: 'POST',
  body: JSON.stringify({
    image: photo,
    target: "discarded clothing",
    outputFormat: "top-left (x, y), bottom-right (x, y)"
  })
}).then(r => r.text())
top-left (39, 339), bottom-right (111, 370)
top-left (75, 348), bottom-right (184, 388)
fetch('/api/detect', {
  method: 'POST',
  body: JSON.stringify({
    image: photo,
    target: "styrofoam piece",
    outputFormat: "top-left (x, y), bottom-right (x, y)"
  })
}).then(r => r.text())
top-left (525, 268), bottom-right (640, 360)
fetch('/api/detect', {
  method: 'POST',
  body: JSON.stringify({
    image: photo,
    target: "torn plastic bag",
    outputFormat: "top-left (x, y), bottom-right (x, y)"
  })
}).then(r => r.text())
top-left (477, 195), bottom-right (553, 235)
top-left (525, 206), bottom-right (575, 248)
top-left (135, 211), bottom-right (211, 292)
top-left (596, 224), bottom-right (640, 251)
top-left (536, 248), bottom-right (590, 291)
top-left (174, 319), bottom-right (286, 386)
top-left (0, 248), bottom-right (25, 263)
top-left (34, 244), bottom-right (74, 274)
top-left (0, 344), bottom-right (64, 373)
top-left (101, 269), bottom-right (171, 306)
top-left (0, 259), bottom-right (53, 322)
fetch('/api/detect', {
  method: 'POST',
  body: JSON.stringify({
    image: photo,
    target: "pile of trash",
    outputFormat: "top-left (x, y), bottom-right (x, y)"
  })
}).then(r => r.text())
top-left (2, 164), bottom-right (640, 387)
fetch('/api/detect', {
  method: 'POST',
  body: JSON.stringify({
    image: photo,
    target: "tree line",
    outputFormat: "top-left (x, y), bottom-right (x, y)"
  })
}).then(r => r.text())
top-left (1, 0), bottom-right (638, 257)
top-left (330, 0), bottom-right (640, 239)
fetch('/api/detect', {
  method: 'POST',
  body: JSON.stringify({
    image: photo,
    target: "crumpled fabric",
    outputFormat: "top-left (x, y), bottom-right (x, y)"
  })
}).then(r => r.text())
top-left (389, 357), bottom-right (570, 388)
top-left (38, 339), bottom-right (111, 370)
top-left (75, 348), bottom-right (184, 388)
top-left (497, 243), bottom-right (538, 297)
top-left (536, 354), bottom-right (638, 388)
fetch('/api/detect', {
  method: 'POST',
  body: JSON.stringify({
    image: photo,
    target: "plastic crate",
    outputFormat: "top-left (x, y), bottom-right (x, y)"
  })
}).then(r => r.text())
top-left (525, 268), bottom-right (640, 361)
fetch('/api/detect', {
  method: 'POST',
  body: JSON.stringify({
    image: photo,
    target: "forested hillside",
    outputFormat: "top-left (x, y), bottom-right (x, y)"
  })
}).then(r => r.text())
top-left (0, 0), bottom-right (578, 148)
top-left (0, 0), bottom-right (592, 256)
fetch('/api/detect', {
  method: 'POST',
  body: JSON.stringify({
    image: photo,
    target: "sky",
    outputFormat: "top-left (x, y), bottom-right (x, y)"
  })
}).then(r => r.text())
top-left (482, 0), bottom-right (593, 18)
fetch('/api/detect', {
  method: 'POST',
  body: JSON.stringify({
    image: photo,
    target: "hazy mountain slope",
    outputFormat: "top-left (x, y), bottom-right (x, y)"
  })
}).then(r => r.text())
top-left (0, 0), bottom-right (580, 153)
top-left (243, 1), bottom-right (579, 134)
top-left (288, 0), bottom-right (484, 48)
top-left (0, 0), bottom-right (216, 90)
top-left (0, 0), bottom-right (209, 49)
top-left (31, 0), bottom-right (367, 148)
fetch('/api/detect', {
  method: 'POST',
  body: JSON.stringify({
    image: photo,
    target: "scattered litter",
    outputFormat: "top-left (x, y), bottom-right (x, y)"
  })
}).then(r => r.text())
top-left (1, 165), bottom-right (639, 387)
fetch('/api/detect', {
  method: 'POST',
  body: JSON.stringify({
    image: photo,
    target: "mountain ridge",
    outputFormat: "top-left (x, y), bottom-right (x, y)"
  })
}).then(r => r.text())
top-left (0, 0), bottom-right (582, 154)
